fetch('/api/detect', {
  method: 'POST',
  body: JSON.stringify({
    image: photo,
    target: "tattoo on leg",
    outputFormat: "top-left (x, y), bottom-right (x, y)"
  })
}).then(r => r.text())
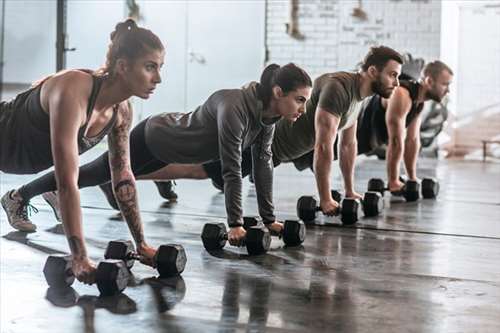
top-left (114, 179), bottom-right (144, 244)
top-left (68, 236), bottom-right (86, 259)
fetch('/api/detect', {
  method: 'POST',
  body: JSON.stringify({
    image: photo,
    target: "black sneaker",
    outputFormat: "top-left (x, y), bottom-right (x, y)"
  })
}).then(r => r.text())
top-left (155, 181), bottom-right (178, 201)
top-left (99, 183), bottom-right (120, 210)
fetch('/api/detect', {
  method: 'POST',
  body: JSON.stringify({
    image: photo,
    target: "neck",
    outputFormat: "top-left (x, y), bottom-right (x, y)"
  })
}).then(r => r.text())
top-left (416, 81), bottom-right (427, 103)
top-left (359, 72), bottom-right (374, 99)
top-left (263, 99), bottom-right (280, 119)
top-left (93, 76), bottom-right (132, 111)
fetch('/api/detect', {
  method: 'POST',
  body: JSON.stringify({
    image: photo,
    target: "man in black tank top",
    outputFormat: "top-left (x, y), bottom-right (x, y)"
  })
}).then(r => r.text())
top-left (379, 60), bottom-right (453, 193)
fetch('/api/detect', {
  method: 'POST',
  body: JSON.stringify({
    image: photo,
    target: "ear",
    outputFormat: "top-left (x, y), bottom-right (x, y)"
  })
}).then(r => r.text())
top-left (424, 76), bottom-right (433, 86)
top-left (272, 86), bottom-right (284, 99)
top-left (368, 65), bottom-right (379, 78)
top-left (115, 58), bottom-right (129, 76)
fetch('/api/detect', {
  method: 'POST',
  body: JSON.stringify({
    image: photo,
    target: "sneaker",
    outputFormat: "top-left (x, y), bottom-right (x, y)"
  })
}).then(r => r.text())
top-left (42, 191), bottom-right (62, 222)
top-left (155, 181), bottom-right (178, 201)
top-left (99, 183), bottom-right (120, 210)
top-left (1, 190), bottom-right (38, 232)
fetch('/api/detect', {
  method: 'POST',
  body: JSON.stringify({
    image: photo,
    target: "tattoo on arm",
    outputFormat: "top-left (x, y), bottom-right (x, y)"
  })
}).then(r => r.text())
top-left (68, 236), bottom-right (87, 260)
top-left (114, 179), bottom-right (144, 244)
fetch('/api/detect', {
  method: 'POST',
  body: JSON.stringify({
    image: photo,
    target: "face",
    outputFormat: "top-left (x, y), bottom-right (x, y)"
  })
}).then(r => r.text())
top-left (370, 59), bottom-right (402, 98)
top-left (272, 86), bottom-right (312, 122)
top-left (425, 70), bottom-right (453, 103)
top-left (120, 48), bottom-right (165, 99)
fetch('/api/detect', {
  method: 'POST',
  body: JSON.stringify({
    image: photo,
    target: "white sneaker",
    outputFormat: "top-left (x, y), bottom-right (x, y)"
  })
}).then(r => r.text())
top-left (1, 190), bottom-right (38, 232)
top-left (42, 191), bottom-right (62, 222)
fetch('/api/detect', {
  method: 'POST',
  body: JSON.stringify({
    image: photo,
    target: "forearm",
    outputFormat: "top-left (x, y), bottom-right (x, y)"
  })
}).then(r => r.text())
top-left (58, 184), bottom-right (87, 260)
top-left (253, 158), bottom-right (275, 223)
top-left (339, 141), bottom-right (357, 194)
top-left (386, 136), bottom-right (404, 182)
top-left (314, 148), bottom-right (333, 202)
top-left (404, 138), bottom-right (420, 180)
top-left (223, 172), bottom-right (244, 227)
top-left (112, 172), bottom-right (145, 246)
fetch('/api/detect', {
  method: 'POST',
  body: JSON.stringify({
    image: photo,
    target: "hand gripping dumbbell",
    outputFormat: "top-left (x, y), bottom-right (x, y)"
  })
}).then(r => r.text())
top-left (242, 216), bottom-right (305, 247)
top-left (104, 240), bottom-right (186, 277)
top-left (201, 222), bottom-right (271, 255)
top-left (329, 190), bottom-right (384, 217)
top-left (43, 255), bottom-right (129, 296)
top-left (296, 190), bottom-right (361, 225)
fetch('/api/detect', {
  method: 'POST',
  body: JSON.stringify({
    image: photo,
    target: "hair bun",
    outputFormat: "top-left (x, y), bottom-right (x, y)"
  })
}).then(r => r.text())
top-left (110, 18), bottom-right (138, 41)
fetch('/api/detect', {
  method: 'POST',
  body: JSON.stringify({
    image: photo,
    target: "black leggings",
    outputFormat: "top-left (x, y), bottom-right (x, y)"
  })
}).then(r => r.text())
top-left (18, 119), bottom-right (167, 202)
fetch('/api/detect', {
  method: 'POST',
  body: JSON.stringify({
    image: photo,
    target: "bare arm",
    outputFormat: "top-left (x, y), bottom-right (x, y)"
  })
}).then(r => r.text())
top-left (338, 121), bottom-right (358, 197)
top-left (47, 72), bottom-right (91, 262)
top-left (314, 108), bottom-right (340, 208)
top-left (107, 102), bottom-right (145, 247)
top-left (403, 113), bottom-right (422, 180)
top-left (385, 88), bottom-right (412, 188)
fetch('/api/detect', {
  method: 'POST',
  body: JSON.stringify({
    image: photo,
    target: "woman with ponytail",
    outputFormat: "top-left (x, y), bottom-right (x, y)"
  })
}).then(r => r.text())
top-left (1, 19), bottom-right (165, 283)
top-left (34, 63), bottom-right (312, 247)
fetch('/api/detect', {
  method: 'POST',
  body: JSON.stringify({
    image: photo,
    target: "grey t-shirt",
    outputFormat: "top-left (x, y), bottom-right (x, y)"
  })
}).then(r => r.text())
top-left (272, 71), bottom-right (365, 162)
top-left (145, 82), bottom-right (279, 226)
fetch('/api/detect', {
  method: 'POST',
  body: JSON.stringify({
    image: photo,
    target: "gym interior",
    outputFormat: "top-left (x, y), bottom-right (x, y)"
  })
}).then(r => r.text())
top-left (1, 1), bottom-right (499, 332)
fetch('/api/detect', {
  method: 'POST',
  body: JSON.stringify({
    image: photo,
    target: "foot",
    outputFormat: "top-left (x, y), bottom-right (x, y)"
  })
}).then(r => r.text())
top-left (154, 181), bottom-right (178, 201)
top-left (42, 191), bottom-right (62, 222)
top-left (99, 183), bottom-right (119, 210)
top-left (1, 190), bottom-right (38, 232)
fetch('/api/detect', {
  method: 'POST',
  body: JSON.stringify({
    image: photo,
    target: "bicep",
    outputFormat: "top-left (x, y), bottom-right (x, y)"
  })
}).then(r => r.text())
top-left (49, 89), bottom-right (85, 182)
top-left (108, 102), bottom-right (133, 173)
top-left (340, 120), bottom-right (357, 145)
top-left (314, 107), bottom-right (340, 148)
top-left (386, 90), bottom-right (410, 138)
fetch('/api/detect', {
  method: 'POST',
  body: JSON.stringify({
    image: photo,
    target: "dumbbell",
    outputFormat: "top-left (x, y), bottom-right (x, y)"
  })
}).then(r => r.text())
top-left (201, 222), bottom-right (271, 255)
top-left (104, 240), bottom-right (186, 277)
top-left (242, 216), bottom-right (305, 246)
top-left (43, 255), bottom-right (129, 296)
top-left (368, 177), bottom-right (439, 201)
top-left (296, 190), bottom-right (360, 225)
top-left (329, 190), bottom-right (384, 217)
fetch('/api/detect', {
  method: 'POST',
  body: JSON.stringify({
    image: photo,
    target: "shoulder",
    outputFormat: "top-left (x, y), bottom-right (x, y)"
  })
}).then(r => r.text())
top-left (44, 70), bottom-right (94, 101)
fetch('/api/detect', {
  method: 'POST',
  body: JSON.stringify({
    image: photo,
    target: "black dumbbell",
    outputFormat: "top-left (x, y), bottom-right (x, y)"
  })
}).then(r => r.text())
top-left (367, 178), bottom-right (420, 202)
top-left (201, 222), bottom-right (271, 255)
top-left (243, 216), bottom-right (305, 247)
top-left (296, 192), bottom-right (360, 225)
top-left (104, 240), bottom-right (186, 277)
top-left (421, 178), bottom-right (439, 199)
top-left (43, 255), bottom-right (129, 296)
top-left (329, 190), bottom-right (383, 217)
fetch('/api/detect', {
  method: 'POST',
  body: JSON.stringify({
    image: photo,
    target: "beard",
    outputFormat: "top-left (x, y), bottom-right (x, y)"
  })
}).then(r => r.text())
top-left (371, 78), bottom-right (393, 98)
top-left (425, 89), bottom-right (443, 103)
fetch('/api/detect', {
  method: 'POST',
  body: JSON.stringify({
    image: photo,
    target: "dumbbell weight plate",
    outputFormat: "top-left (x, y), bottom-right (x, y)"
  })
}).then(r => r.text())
top-left (201, 223), bottom-right (227, 251)
top-left (296, 196), bottom-right (318, 222)
top-left (245, 226), bottom-right (271, 255)
top-left (95, 259), bottom-right (129, 296)
top-left (340, 198), bottom-right (360, 225)
top-left (362, 191), bottom-right (384, 217)
top-left (154, 244), bottom-right (187, 277)
top-left (421, 178), bottom-right (439, 199)
top-left (104, 240), bottom-right (136, 270)
top-left (43, 255), bottom-right (75, 288)
top-left (282, 220), bottom-right (305, 246)
top-left (367, 178), bottom-right (385, 195)
top-left (403, 181), bottom-right (420, 202)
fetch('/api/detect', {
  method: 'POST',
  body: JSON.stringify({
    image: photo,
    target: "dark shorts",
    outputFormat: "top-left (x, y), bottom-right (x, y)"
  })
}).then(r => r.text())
top-left (129, 119), bottom-right (169, 176)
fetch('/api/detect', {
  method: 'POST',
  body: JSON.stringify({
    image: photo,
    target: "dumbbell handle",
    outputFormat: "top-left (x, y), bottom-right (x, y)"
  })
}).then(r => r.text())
top-left (314, 204), bottom-right (341, 215)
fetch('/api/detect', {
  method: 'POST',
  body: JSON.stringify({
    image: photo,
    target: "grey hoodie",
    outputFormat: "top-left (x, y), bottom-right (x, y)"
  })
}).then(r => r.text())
top-left (145, 82), bottom-right (279, 227)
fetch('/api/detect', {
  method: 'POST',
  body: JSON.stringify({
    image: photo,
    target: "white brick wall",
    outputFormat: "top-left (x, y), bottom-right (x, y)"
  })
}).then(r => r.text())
top-left (265, 0), bottom-right (442, 78)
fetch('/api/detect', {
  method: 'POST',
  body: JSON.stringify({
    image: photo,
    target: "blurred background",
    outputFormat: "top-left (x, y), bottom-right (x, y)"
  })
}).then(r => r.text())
top-left (0, 0), bottom-right (499, 160)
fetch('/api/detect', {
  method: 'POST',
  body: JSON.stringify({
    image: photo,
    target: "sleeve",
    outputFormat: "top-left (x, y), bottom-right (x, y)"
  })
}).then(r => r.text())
top-left (317, 80), bottom-right (350, 118)
top-left (217, 103), bottom-right (247, 227)
top-left (251, 125), bottom-right (276, 224)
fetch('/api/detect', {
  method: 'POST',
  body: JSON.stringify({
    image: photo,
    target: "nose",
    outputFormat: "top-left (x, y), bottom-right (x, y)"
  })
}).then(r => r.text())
top-left (394, 77), bottom-right (400, 87)
top-left (154, 71), bottom-right (162, 84)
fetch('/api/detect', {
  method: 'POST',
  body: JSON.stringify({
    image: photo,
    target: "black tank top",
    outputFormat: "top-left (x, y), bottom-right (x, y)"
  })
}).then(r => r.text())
top-left (0, 70), bottom-right (119, 174)
top-left (371, 80), bottom-right (423, 144)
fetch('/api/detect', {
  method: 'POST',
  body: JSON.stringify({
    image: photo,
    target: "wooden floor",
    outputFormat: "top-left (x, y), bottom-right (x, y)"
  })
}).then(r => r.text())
top-left (1, 151), bottom-right (500, 333)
